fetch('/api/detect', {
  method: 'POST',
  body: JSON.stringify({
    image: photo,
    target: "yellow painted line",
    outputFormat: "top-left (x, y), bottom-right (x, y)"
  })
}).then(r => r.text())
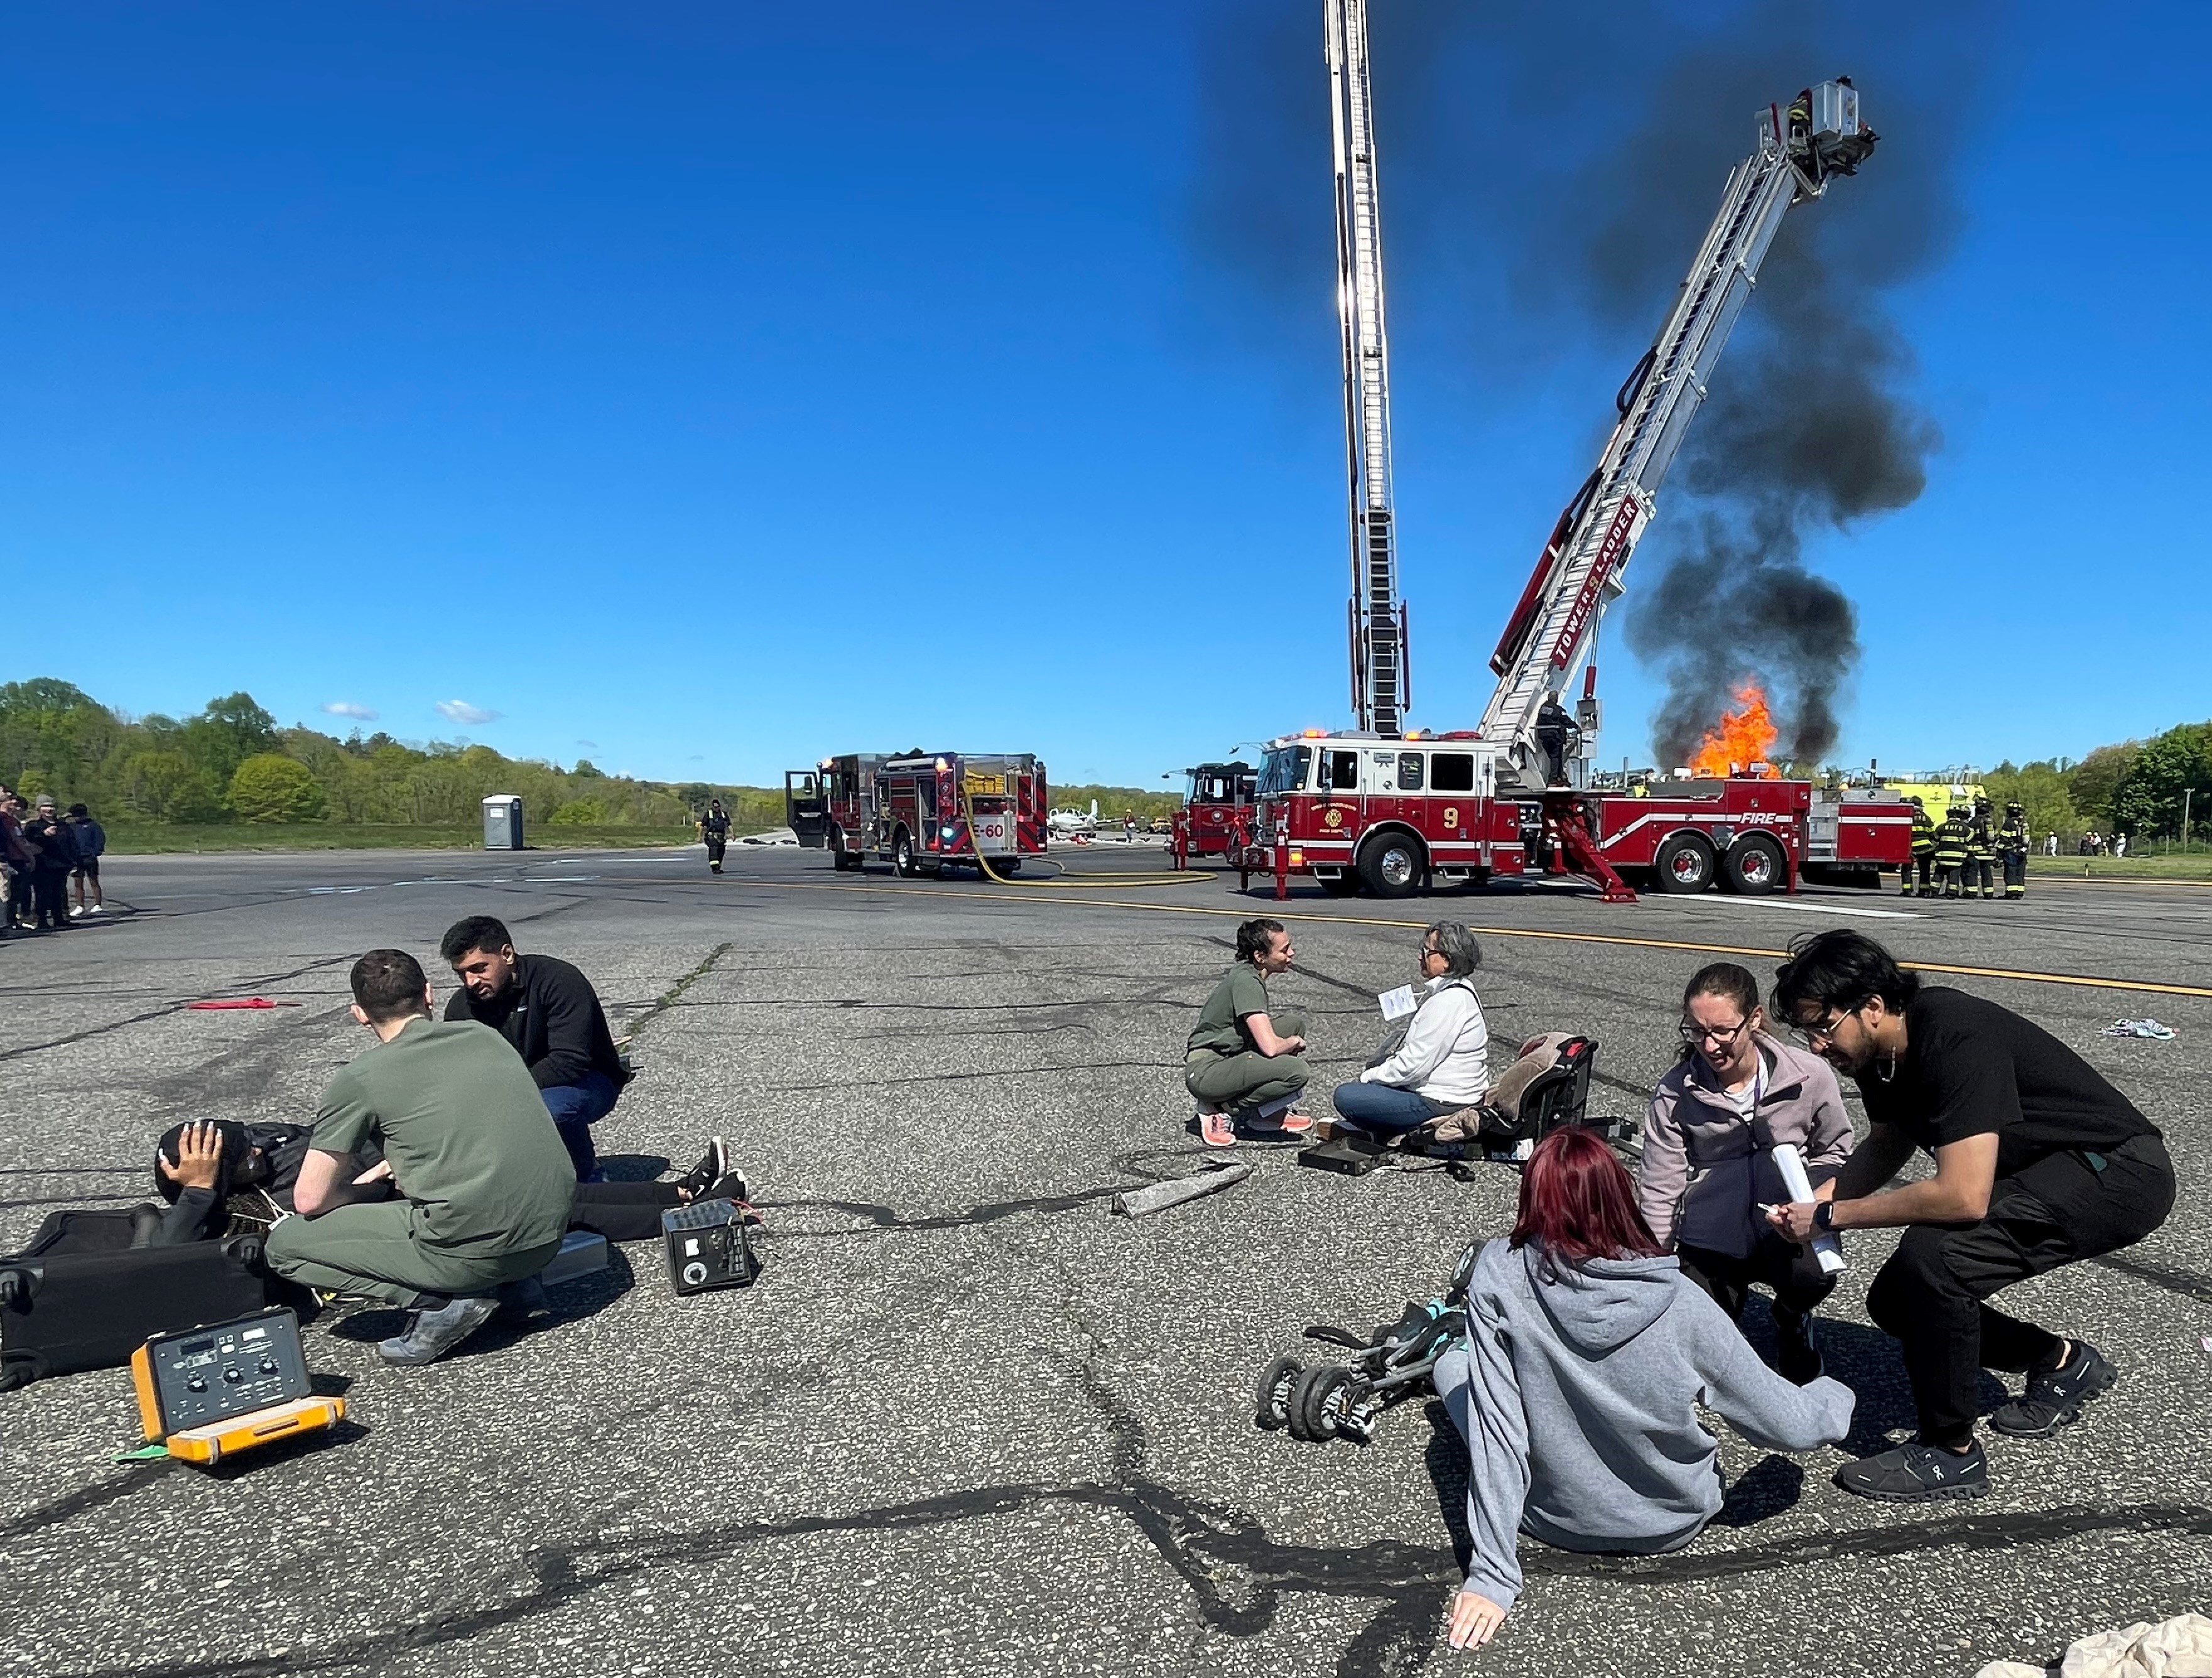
top-left (735, 876), bottom-right (2212, 1000)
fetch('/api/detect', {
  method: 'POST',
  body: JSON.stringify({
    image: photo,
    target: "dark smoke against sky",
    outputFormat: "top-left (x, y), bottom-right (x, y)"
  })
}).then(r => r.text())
top-left (1186, 0), bottom-right (2000, 767)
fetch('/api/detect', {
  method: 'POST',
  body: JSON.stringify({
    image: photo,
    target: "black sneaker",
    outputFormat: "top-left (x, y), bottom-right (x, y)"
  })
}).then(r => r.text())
top-left (1831, 1441), bottom-right (1990, 1503)
top-left (676, 1136), bottom-right (730, 1201)
top-left (1834, 1440), bottom-right (1988, 1502)
top-left (1989, 1341), bottom-right (2117, 1438)
top-left (494, 1275), bottom-right (549, 1318)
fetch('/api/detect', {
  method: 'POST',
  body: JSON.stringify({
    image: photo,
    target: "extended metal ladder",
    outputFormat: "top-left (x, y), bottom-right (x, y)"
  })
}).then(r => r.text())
top-left (1478, 82), bottom-right (1875, 780)
top-left (1328, 0), bottom-right (1406, 736)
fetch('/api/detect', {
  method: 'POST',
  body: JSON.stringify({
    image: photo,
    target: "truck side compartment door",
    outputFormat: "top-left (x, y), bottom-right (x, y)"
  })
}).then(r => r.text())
top-left (785, 771), bottom-right (828, 848)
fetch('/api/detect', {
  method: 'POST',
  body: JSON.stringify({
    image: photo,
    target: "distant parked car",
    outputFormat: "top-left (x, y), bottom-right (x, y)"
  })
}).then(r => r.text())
top-left (1148, 816), bottom-right (1173, 835)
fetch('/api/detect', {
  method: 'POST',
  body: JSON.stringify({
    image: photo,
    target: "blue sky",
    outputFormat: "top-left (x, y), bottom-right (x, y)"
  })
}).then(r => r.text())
top-left (4, 2), bottom-right (2205, 788)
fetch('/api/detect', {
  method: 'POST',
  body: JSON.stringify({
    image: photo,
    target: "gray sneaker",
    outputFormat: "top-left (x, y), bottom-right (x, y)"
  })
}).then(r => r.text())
top-left (377, 1295), bottom-right (501, 1366)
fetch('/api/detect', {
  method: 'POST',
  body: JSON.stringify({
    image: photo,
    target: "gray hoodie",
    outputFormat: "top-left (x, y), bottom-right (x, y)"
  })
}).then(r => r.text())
top-left (1436, 1238), bottom-right (1855, 1610)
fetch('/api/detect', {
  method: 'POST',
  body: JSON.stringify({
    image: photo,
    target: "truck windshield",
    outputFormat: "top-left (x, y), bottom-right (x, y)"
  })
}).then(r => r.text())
top-left (1257, 746), bottom-right (1311, 796)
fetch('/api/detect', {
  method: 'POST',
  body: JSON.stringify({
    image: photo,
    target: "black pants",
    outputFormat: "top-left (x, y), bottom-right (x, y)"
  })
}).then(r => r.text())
top-left (568, 1180), bottom-right (686, 1243)
top-left (1678, 1236), bottom-right (1836, 1335)
top-left (1865, 1135), bottom-right (2175, 1446)
top-left (706, 836), bottom-right (727, 870)
top-left (32, 869), bottom-right (71, 928)
top-left (2002, 853), bottom-right (2027, 895)
top-left (1903, 855), bottom-right (1931, 891)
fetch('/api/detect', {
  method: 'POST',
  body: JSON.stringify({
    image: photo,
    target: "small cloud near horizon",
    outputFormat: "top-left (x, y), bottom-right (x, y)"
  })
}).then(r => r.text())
top-left (435, 700), bottom-right (501, 726)
top-left (323, 701), bottom-right (377, 721)
top-left (576, 739), bottom-right (598, 749)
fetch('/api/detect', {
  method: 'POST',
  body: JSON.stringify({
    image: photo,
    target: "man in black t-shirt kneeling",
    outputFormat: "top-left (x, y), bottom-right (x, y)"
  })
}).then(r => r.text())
top-left (1767, 930), bottom-right (2174, 1503)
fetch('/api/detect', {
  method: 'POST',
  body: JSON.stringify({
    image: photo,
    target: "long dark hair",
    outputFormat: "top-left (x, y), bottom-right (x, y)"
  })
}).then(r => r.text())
top-left (1509, 1129), bottom-right (1664, 1267)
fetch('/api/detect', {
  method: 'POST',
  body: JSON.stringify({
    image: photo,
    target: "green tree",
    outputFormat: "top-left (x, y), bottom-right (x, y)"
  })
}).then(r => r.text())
top-left (123, 752), bottom-right (227, 821)
top-left (1983, 761), bottom-right (2079, 848)
top-left (2066, 742), bottom-right (2140, 827)
top-left (228, 754), bottom-right (329, 823)
top-left (572, 759), bottom-right (605, 779)
top-left (549, 798), bottom-right (607, 825)
top-left (2112, 723), bottom-right (2212, 842)
top-left (178, 692), bottom-right (280, 784)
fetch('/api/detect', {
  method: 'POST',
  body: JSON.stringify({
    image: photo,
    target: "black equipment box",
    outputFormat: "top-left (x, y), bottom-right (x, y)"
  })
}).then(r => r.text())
top-left (661, 1198), bottom-right (763, 1296)
top-left (1, 1225), bottom-right (277, 1392)
top-left (1296, 1133), bottom-right (1389, 1176)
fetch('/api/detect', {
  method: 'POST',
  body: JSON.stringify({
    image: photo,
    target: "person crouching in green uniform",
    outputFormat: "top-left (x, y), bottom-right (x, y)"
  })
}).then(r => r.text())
top-left (1186, 917), bottom-right (1315, 1148)
top-left (266, 948), bottom-right (577, 1367)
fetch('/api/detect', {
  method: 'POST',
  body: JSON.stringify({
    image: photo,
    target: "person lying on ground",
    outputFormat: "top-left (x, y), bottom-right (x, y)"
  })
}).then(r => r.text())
top-left (1330, 921), bottom-right (1491, 1139)
top-left (440, 914), bottom-right (630, 1183)
top-left (1767, 928), bottom-right (2174, 1503)
top-left (264, 948), bottom-right (577, 1367)
top-left (1186, 917), bottom-right (1313, 1147)
top-left (1436, 1127), bottom-right (1854, 1653)
top-left (1637, 961), bottom-right (1854, 1385)
top-left (151, 1120), bottom-right (742, 1248)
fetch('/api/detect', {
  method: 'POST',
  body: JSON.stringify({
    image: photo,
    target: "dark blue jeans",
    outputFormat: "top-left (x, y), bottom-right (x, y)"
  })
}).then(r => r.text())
top-left (1330, 1080), bottom-right (1451, 1137)
top-left (542, 1071), bottom-right (620, 1182)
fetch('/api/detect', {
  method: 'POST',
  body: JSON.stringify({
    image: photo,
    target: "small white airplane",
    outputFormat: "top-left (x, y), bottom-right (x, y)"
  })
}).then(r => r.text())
top-left (1047, 800), bottom-right (1098, 837)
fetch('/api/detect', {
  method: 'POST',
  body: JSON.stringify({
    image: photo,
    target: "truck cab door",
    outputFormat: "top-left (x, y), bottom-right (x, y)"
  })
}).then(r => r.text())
top-left (784, 771), bottom-right (828, 848)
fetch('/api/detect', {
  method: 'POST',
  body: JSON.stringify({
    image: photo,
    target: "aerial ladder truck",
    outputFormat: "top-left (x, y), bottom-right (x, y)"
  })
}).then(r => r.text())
top-left (1249, 78), bottom-right (1900, 901)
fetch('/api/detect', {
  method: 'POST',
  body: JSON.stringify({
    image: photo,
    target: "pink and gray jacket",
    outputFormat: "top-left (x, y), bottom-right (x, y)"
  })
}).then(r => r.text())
top-left (1637, 1034), bottom-right (1854, 1257)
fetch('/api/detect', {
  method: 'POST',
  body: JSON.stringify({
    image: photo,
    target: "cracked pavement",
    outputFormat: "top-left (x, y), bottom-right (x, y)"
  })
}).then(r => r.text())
top-left (1, 845), bottom-right (2208, 1676)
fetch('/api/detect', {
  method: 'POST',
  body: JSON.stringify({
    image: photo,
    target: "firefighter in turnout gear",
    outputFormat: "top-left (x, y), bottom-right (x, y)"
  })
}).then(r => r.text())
top-left (1902, 796), bottom-right (1936, 897)
top-left (1933, 805), bottom-right (1973, 897)
top-left (1997, 801), bottom-right (2030, 901)
top-left (1968, 798), bottom-right (1998, 899)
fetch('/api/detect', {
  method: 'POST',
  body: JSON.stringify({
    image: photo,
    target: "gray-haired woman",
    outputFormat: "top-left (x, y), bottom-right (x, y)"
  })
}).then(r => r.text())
top-left (1332, 921), bottom-right (1492, 1137)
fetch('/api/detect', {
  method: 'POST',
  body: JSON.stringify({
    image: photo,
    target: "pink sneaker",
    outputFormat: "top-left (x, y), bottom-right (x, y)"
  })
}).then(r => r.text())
top-left (1199, 1111), bottom-right (1237, 1147)
top-left (1271, 1112), bottom-right (1315, 1136)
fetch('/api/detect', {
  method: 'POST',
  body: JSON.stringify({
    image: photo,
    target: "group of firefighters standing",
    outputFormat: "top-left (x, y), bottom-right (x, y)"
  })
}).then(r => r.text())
top-left (1900, 796), bottom-right (2030, 901)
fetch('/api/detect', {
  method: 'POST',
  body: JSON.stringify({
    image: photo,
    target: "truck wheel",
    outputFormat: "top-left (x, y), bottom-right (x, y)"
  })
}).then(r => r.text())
top-left (995, 856), bottom-right (1022, 876)
top-left (1724, 835), bottom-right (1785, 896)
top-left (1654, 834), bottom-right (1716, 894)
top-left (892, 832), bottom-right (917, 877)
top-left (1358, 833), bottom-right (1425, 899)
top-left (1319, 874), bottom-right (1362, 897)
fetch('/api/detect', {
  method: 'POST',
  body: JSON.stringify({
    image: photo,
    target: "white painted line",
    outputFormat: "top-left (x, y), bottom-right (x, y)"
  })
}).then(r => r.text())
top-left (1661, 896), bottom-right (1923, 922)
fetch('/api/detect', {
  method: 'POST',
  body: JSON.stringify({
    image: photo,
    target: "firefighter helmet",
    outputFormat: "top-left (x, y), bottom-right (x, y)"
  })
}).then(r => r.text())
top-left (2007, 802), bottom-right (2023, 815)
top-left (1907, 795), bottom-right (1923, 807)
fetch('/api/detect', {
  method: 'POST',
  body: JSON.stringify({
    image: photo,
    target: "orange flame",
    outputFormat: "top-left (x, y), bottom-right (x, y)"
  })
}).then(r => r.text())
top-left (1688, 684), bottom-right (1782, 779)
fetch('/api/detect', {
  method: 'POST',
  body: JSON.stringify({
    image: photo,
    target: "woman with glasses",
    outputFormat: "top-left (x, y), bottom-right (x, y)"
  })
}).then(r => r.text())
top-left (1330, 922), bottom-right (1493, 1139)
top-left (1635, 963), bottom-right (1854, 1384)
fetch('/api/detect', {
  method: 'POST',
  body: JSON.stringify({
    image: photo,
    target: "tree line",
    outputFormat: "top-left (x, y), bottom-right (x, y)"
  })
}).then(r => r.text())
top-left (1982, 722), bottom-right (2212, 848)
top-left (0, 678), bottom-right (784, 832)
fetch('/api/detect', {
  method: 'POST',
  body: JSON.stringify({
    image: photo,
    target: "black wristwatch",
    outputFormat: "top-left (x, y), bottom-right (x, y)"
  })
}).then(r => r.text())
top-left (1813, 1200), bottom-right (1836, 1233)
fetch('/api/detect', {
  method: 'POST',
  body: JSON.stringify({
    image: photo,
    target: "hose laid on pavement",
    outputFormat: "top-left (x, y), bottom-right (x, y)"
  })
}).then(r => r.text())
top-left (960, 789), bottom-right (1215, 889)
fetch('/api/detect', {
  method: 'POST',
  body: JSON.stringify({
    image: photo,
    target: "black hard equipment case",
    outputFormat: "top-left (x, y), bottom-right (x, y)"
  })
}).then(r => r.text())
top-left (0, 1210), bottom-right (280, 1392)
top-left (661, 1197), bottom-right (764, 1296)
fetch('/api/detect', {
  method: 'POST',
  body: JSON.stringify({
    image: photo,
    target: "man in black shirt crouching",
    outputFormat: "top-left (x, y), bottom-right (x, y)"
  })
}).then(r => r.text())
top-left (441, 916), bottom-right (631, 1182)
top-left (1767, 929), bottom-right (2174, 1503)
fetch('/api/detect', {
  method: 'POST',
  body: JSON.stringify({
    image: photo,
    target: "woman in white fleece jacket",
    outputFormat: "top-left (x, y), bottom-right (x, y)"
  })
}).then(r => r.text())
top-left (1331, 921), bottom-right (1492, 1136)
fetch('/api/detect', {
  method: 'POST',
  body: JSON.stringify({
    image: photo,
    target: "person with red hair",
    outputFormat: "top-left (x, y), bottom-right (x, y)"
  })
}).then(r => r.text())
top-left (1436, 1128), bottom-right (1856, 1652)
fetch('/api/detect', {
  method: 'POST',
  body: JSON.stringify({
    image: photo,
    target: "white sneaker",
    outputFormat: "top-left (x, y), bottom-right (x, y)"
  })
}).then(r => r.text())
top-left (88, 904), bottom-right (104, 914)
top-left (68, 906), bottom-right (84, 918)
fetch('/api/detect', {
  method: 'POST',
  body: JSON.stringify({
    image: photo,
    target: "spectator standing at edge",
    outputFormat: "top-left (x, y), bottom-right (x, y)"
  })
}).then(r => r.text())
top-left (65, 803), bottom-right (106, 917)
top-left (698, 799), bottom-right (732, 874)
top-left (1186, 917), bottom-right (1315, 1147)
top-left (1767, 929), bottom-right (2175, 1503)
top-left (440, 915), bottom-right (630, 1181)
top-left (23, 796), bottom-right (79, 932)
top-left (265, 949), bottom-right (575, 1367)
top-left (0, 788), bottom-right (31, 936)
top-left (1638, 963), bottom-right (1853, 1385)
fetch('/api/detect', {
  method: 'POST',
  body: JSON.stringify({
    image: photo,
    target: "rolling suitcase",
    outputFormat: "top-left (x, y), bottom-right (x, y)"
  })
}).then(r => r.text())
top-left (1, 1212), bottom-right (280, 1392)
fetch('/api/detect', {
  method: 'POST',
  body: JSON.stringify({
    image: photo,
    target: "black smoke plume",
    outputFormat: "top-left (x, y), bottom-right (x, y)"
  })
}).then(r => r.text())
top-left (1186, 1), bottom-right (1995, 766)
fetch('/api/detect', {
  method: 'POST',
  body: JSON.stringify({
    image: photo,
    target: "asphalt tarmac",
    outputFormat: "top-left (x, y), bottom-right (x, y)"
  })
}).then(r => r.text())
top-left (3, 842), bottom-right (2207, 1678)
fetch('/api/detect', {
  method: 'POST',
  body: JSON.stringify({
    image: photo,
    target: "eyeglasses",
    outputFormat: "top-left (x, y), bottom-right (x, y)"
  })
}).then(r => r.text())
top-left (1418, 943), bottom-right (1443, 960)
top-left (1789, 1005), bottom-right (1862, 1048)
top-left (1678, 1019), bottom-right (1749, 1046)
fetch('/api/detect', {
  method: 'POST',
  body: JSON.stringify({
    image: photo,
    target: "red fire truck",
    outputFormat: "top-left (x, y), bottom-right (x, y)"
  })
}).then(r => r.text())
top-left (786, 752), bottom-right (1048, 877)
top-left (1245, 733), bottom-right (1911, 899)
top-left (1172, 760), bottom-right (1257, 862)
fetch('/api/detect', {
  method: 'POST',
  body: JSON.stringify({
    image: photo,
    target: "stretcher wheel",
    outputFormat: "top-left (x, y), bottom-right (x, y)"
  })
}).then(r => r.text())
top-left (1293, 1364), bottom-right (1353, 1441)
top-left (1254, 1354), bottom-right (1303, 1431)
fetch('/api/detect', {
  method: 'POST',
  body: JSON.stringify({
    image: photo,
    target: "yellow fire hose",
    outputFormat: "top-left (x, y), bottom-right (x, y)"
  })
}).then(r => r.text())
top-left (960, 789), bottom-right (1213, 889)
